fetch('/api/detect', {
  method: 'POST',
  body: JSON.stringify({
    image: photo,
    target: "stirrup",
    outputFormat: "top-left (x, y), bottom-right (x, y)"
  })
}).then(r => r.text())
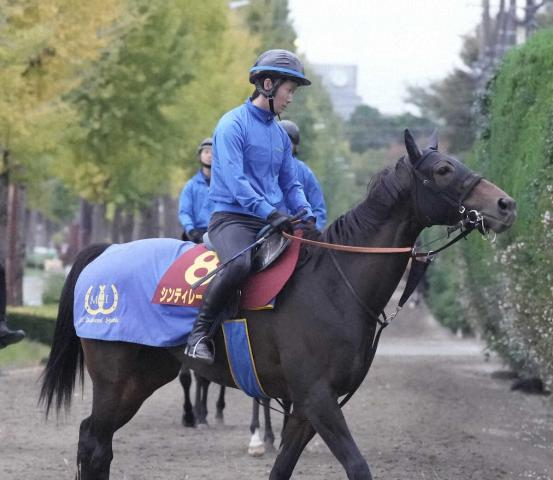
top-left (185, 336), bottom-right (215, 360)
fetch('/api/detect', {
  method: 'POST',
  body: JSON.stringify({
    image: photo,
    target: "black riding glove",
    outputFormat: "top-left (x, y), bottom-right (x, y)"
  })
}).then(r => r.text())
top-left (188, 228), bottom-right (206, 244)
top-left (267, 211), bottom-right (294, 234)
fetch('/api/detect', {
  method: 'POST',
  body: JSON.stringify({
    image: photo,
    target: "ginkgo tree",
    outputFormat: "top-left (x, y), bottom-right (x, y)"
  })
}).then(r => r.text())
top-left (0, 0), bottom-right (126, 303)
top-left (57, 0), bottom-right (257, 239)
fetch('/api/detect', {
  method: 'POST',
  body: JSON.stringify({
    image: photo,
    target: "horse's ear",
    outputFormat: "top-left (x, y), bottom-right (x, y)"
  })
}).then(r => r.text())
top-left (404, 129), bottom-right (421, 164)
top-left (427, 129), bottom-right (439, 151)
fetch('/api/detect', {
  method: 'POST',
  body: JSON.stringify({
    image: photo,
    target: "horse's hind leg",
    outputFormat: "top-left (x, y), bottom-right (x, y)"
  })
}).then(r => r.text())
top-left (262, 398), bottom-right (276, 452)
top-left (214, 385), bottom-right (225, 424)
top-left (179, 367), bottom-right (195, 427)
top-left (77, 341), bottom-right (180, 480)
top-left (269, 406), bottom-right (315, 480)
top-left (248, 398), bottom-right (264, 457)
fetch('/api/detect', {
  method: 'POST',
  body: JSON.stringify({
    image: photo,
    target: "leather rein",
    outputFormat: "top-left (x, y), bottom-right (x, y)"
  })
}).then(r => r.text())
top-left (282, 206), bottom-right (483, 258)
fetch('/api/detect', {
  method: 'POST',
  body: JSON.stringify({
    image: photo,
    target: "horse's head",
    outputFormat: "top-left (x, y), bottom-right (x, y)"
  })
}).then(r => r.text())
top-left (404, 129), bottom-right (516, 234)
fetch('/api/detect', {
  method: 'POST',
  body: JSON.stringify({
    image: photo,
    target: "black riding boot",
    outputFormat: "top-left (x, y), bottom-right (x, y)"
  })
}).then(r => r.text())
top-left (0, 317), bottom-right (25, 349)
top-left (185, 275), bottom-right (234, 365)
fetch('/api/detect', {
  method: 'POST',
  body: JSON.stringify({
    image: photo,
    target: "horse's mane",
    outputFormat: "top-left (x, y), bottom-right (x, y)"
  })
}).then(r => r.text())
top-left (322, 158), bottom-right (408, 245)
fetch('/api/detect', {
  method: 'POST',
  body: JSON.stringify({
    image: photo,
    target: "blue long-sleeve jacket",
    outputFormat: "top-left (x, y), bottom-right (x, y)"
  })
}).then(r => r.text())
top-left (295, 157), bottom-right (327, 230)
top-left (178, 170), bottom-right (213, 233)
top-left (209, 98), bottom-right (313, 220)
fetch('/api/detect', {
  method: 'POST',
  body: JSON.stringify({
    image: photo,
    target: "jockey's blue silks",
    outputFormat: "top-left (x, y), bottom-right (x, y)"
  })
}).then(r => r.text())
top-left (294, 156), bottom-right (327, 229)
top-left (209, 98), bottom-right (313, 220)
top-left (178, 169), bottom-right (213, 233)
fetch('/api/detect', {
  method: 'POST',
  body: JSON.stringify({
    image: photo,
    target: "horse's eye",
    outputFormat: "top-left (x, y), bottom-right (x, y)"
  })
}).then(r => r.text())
top-left (436, 166), bottom-right (451, 175)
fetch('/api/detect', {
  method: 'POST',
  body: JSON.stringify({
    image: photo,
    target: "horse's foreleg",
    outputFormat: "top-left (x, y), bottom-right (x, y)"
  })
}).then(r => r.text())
top-left (179, 367), bottom-right (195, 427)
top-left (248, 398), bottom-right (264, 457)
top-left (215, 385), bottom-right (225, 424)
top-left (269, 406), bottom-right (315, 480)
top-left (262, 398), bottom-right (275, 452)
top-left (302, 386), bottom-right (372, 480)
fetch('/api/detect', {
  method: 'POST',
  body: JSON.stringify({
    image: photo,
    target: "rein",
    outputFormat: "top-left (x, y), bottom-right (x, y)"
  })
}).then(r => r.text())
top-left (282, 215), bottom-right (477, 258)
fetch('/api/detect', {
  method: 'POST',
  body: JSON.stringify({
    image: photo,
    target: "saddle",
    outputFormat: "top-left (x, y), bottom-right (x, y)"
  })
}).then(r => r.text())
top-left (202, 230), bottom-right (290, 273)
top-left (152, 230), bottom-right (303, 310)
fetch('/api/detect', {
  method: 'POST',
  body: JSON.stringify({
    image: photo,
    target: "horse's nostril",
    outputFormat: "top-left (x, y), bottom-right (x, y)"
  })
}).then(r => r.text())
top-left (498, 197), bottom-right (516, 212)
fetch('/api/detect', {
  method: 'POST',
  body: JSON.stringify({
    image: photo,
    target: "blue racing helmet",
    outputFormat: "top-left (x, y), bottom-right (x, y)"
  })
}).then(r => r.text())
top-left (249, 49), bottom-right (311, 86)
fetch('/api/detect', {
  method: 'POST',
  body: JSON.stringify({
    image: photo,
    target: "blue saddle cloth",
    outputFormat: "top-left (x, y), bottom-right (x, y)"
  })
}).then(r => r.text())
top-left (74, 239), bottom-right (198, 347)
top-left (74, 238), bottom-right (269, 397)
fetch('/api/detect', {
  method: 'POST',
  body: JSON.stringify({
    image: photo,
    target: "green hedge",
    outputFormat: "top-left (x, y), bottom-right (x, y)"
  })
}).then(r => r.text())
top-left (428, 28), bottom-right (553, 385)
top-left (6, 305), bottom-right (58, 346)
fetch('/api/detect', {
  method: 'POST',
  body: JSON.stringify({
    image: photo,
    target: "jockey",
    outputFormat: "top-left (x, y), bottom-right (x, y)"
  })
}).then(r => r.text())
top-left (178, 138), bottom-right (214, 243)
top-left (0, 262), bottom-right (25, 349)
top-left (185, 49), bottom-right (314, 364)
top-left (279, 119), bottom-right (327, 230)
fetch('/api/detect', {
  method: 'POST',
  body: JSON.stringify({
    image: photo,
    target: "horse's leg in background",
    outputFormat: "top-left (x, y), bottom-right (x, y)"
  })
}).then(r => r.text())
top-left (77, 340), bottom-right (180, 480)
top-left (194, 372), bottom-right (210, 426)
top-left (248, 398), bottom-right (265, 457)
top-left (214, 385), bottom-right (226, 424)
top-left (269, 405), bottom-right (315, 480)
top-left (178, 366), bottom-right (195, 427)
top-left (262, 398), bottom-right (276, 452)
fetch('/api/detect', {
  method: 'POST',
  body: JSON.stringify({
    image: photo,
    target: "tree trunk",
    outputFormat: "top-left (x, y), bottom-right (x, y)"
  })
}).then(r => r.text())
top-left (161, 195), bottom-right (180, 239)
top-left (44, 216), bottom-right (56, 249)
top-left (121, 209), bottom-right (135, 243)
top-left (492, 0), bottom-right (507, 60)
top-left (524, 0), bottom-right (539, 40)
top-left (506, 0), bottom-right (518, 47)
top-left (6, 183), bottom-right (26, 306)
top-left (0, 148), bottom-right (10, 266)
top-left (138, 198), bottom-right (159, 239)
top-left (78, 198), bottom-right (93, 250)
top-left (91, 203), bottom-right (108, 243)
top-left (25, 208), bottom-right (36, 254)
top-left (111, 205), bottom-right (122, 243)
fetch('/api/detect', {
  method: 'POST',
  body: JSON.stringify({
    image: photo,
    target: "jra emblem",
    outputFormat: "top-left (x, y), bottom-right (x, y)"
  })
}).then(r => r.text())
top-left (84, 284), bottom-right (119, 315)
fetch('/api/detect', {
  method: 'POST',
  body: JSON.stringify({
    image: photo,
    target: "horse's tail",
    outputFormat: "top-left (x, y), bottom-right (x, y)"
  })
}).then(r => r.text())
top-left (39, 243), bottom-right (111, 418)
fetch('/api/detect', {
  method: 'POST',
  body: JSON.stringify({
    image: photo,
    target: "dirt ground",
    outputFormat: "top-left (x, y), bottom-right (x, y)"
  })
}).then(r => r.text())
top-left (1, 298), bottom-right (552, 480)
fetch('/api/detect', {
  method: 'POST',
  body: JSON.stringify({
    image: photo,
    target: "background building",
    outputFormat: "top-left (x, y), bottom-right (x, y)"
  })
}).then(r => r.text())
top-left (311, 63), bottom-right (362, 120)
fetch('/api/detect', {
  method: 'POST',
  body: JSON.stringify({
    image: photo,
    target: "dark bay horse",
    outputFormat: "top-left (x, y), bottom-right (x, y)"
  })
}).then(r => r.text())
top-left (39, 130), bottom-right (516, 480)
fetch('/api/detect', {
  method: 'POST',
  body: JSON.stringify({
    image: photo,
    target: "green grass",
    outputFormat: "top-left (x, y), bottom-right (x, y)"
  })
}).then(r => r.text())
top-left (0, 338), bottom-right (50, 370)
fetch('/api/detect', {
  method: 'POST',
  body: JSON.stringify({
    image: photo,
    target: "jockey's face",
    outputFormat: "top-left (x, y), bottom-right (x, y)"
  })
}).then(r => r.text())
top-left (200, 147), bottom-right (212, 167)
top-left (263, 78), bottom-right (298, 114)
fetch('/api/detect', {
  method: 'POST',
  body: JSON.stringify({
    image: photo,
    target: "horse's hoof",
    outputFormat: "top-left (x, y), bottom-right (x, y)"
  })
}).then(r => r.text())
top-left (196, 422), bottom-right (209, 430)
top-left (248, 445), bottom-right (265, 457)
top-left (215, 415), bottom-right (224, 425)
top-left (264, 441), bottom-right (276, 453)
top-left (182, 415), bottom-right (196, 428)
top-left (248, 428), bottom-right (264, 456)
